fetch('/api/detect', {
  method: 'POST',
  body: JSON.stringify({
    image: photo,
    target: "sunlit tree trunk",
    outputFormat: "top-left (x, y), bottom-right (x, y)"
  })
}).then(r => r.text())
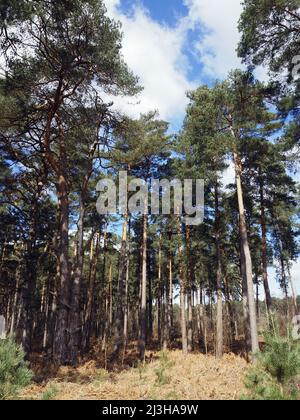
top-left (169, 254), bottom-right (173, 332)
top-left (177, 216), bottom-right (188, 355)
top-left (288, 266), bottom-right (298, 316)
top-left (69, 195), bottom-right (85, 364)
top-left (259, 175), bottom-right (272, 312)
top-left (114, 214), bottom-right (128, 356)
top-left (139, 208), bottom-right (148, 361)
top-left (215, 186), bottom-right (223, 359)
top-left (231, 128), bottom-right (259, 355)
top-left (124, 218), bottom-right (131, 349)
top-left (54, 171), bottom-right (71, 364)
top-left (186, 226), bottom-right (193, 352)
top-left (83, 232), bottom-right (100, 351)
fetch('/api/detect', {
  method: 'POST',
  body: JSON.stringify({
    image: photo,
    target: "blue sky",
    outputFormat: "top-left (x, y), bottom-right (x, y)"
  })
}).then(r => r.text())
top-left (119, 0), bottom-right (189, 25)
top-left (104, 0), bottom-right (300, 298)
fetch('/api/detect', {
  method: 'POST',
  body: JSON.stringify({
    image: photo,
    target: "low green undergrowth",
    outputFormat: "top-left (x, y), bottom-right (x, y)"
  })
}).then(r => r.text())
top-left (0, 337), bottom-right (33, 400)
top-left (244, 324), bottom-right (300, 400)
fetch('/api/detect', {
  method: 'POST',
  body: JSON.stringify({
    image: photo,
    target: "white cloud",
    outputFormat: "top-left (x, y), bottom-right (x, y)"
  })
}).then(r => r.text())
top-left (183, 0), bottom-right (270, 82)
top-left (104, 1), bottom-right (193, 121)
top-left (104, 0), bottom-right (121, 15)
top-left (183, 0), bottom-right (243, 78)
top-left (103, 0), bottom-right (270, 122)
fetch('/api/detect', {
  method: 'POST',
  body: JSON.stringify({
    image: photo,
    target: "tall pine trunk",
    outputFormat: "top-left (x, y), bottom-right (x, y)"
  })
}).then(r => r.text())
top-left (169, 254), bottom-right (173, 333)
top-left (139, 210), bottom-right (148, 361)
top-left (114, 215), bottom-right (128, 357)
top-left (69, 196), bottom-right (85, 364)
top-left (83, 232), bottom-right (100, 351)
top-left (186, 226), bottom-right (193, 352)
top-left (157, 235), bottom-right (163, 346)
top-left (259, 175), bottom-right (272, 312)
top-left (177, 216), bottom-right (188, 355)
top-left (233, 146), bottom-right (259, 355)
top-left (54, 172), bottom-right (71, 364)
top-left (22, 189), bottom-right (42, 354)
top-left (124, 219), bottom-right (131, 348)
top-left (224, 277), bottom-right (236, 344)
top-left (215, 185), bottom-right (223, 358)
top-left (287, 266), bottom-right (298, 315)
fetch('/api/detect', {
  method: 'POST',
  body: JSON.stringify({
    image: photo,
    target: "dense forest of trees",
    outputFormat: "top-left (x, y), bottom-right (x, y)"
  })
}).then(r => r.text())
top-left (0, 0), bottom-right (299, 367)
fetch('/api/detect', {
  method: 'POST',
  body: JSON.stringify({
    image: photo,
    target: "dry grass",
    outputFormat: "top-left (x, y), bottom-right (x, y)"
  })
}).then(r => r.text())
top-left (22, 350), bottom-right (249, 401)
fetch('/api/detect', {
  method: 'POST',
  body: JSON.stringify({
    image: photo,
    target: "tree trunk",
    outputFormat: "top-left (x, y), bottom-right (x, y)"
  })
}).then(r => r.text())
top-left (69, 196), bottom-right (85, 365)
top-left (54, 172), bottom-right (71, 364)
top-left (256, 279), bottom-right (260, 319)
top-left (139, 210), bottom-right (148, 361)
top-left (157, 295), bottom-right (162, 344)
top-left (114, 215), bottom-right (128, 357)
top-left (224, 277), bottom-right (236, 344)
top-left (180, 288), bottom-right (188, 355)
top-left (239, 233), bottom-right (251, 354)
top-left (83, 232), bottom-right (100, 351)
top-left (196, 288), bottom-right (203, 349)
top-left (22, 194), bottom-right (40, 354)
top-left (47, 259), bottom-right (59, 355)
top-left (10, 265), bottom-right (21, 336)
top-left (102, 262), bottom-right (113, 352)
top-left (124, 251), bottom-right (130, 342)
top-left (162, 235), bottom-right (173, 350)
top-left (232, 142), bottom-right (259, 355)
top-left (287, 266), bottom-right (298, 315)
top-left (163, 269), bottom-right (170, 350)
top-left (259, 176), bottom-right (272, 312)
top-left (124, 218), bottom-right (131, 348)
top-left (215, 186), bottom-right (223, 359)
top-left (148, 272), bottom-right (153, 342)
top-left (157, 235), bottom-right (162, 346)
top-left (41, 274), bottom-right (51, 351)
top-left (186, 226), bottom-right (193, 352)
top-left (187, 290), bottom-right (193, 352)
top-left (169, 254), bottom-right (173, 333)
top-left (177, 216), bottom-right (188, 355)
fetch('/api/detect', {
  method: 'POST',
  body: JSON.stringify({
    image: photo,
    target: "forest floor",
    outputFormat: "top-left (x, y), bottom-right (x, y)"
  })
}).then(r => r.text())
top-left (21, 348), bottom-right (250, 400)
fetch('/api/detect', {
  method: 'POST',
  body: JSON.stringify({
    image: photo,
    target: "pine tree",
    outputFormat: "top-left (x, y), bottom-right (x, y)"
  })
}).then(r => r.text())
top-left (238, 0), bottom-right (300, 80)
top-left (0, 0), bottom-right (140, 365)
